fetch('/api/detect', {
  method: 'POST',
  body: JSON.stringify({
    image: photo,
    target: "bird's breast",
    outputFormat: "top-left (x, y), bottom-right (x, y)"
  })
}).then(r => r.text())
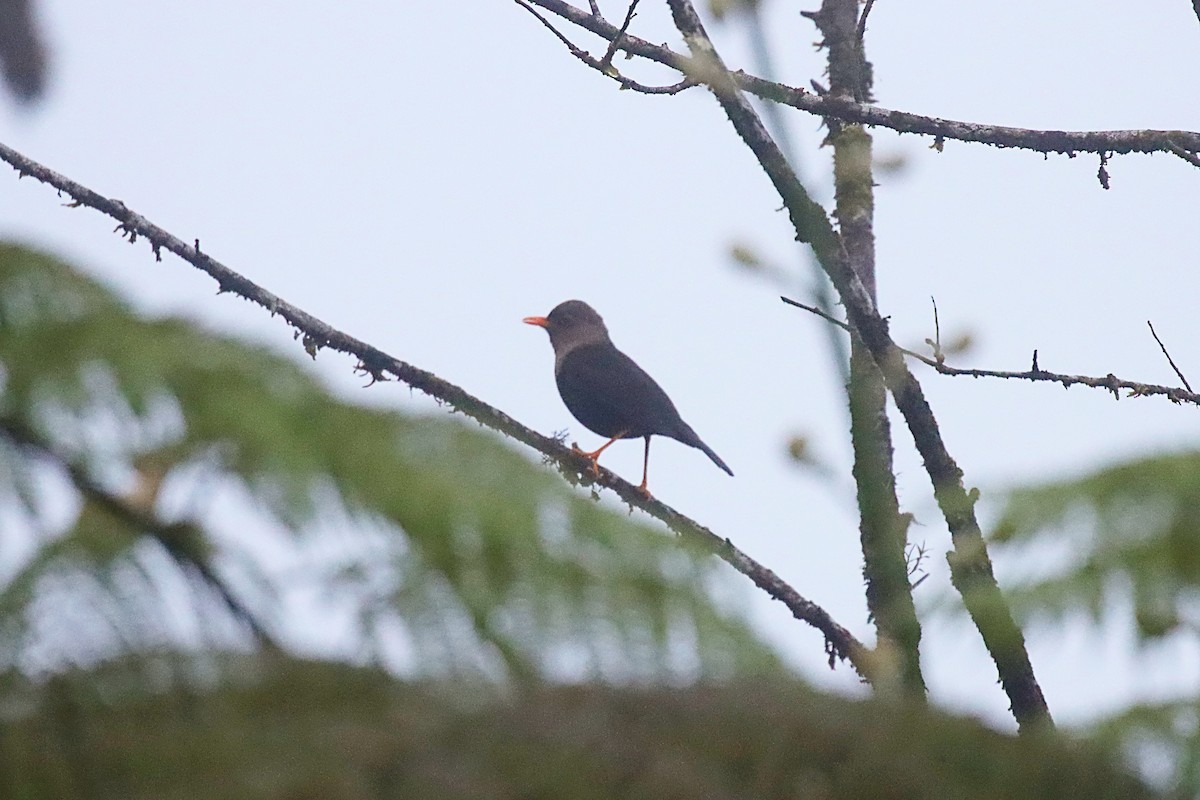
top-left (554, 343), bottom-right (685, 440)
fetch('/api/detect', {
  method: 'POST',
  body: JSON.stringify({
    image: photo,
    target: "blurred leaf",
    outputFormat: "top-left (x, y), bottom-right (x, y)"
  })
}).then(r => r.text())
top-left (1087, 698), bottom-right (1200, 795)
top-left (708, 0), bottom-right (760, 21)
top-left (943, 330), bottom-right (975, 357)
top-left (990, 450), bottom-right (1200, 640)
top-left (786, 432), bottom-right (812, 464)
top-left (728, 241), bottom-right (763, 271)
top-left (874, 151), bottom-right (910, 176)
top-left (950, 450), bottom-right (1200, 796)
top-left (0, 0), bottom-right (47, 103)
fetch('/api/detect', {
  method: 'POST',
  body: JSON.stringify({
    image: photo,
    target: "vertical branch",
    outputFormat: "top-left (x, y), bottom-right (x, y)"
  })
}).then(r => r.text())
top-left (812, 0), bottom-right (925, 698)
top-left (664, 0), bottom-right (1052, 731)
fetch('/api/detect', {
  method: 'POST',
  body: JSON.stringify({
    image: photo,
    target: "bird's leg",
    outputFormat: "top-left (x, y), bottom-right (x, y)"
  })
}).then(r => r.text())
top-left (572, 431), bottom-right (628, 476)
top-left (636, 436), bottom-right (652, 498)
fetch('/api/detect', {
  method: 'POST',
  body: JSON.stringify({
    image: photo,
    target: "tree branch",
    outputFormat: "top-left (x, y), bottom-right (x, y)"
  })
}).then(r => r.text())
top-left (737, 4), bottom-right (850, 389)
top-left (598, 0), bottom-right (639, 69)
top-left (663, 0), bottom-right (1051, 731)
top-left (515, 0), bottom-right (694, 95)
top-left (518, 0), bottom-right (1200, 165)
top-left (812, 0), bottom-right (926, 699)
top-left (928, 357), bottom-right (1200, 404)
top-left (783, 296), bottom-right (1200, 408)
top-left (740, 78), bottom-right (1200, 166)
top-left (856, 0), bottom-right (878, 43)
top-left (1148, 321), bottom-right (1194, 393)
top-left (0, 139), bottom-right (869, 680)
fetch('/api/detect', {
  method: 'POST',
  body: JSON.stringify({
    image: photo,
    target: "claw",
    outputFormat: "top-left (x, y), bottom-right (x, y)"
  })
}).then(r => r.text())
top-left (571, 444), bottom-right (603, 476)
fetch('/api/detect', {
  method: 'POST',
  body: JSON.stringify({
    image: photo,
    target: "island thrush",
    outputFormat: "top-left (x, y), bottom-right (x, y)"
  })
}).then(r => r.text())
top-left (524, 300), bottom-right (733, 495)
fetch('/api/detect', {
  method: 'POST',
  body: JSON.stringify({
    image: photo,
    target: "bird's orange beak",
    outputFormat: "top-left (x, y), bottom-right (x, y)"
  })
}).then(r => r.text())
top-left (522, 316), bottom-right (549, 328)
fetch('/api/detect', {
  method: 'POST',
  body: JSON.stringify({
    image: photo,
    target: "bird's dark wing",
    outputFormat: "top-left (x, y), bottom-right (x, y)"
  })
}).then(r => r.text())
top-left (555, 343), bottom-right (685, 439)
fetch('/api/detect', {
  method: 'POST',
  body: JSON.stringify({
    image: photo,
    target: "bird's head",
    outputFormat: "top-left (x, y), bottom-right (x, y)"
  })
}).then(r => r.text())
top-left (523, 300), bottom-right (611, 356)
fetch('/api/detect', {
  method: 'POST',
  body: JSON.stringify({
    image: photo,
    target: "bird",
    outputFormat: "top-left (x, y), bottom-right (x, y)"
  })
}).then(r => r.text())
top-left (523, 300), bottom-right (733, 496)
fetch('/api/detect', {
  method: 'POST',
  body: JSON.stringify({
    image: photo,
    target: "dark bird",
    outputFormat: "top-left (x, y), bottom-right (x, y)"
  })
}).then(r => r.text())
top-left (524, 300), bottom-right (733, 495)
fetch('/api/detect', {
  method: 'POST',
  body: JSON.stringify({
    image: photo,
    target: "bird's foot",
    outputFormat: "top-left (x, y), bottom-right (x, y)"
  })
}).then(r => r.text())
top-left (570, 444), bottom-right (603, 477)
top-left (635, 481), bottom-right (652, 499)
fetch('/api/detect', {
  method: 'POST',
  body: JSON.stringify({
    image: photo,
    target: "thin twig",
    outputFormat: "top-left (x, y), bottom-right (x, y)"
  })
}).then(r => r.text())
top-left (588, 0), bottom-right (601, 15)
top-left (929, 296), bottom-right (943, 363)
top-left (515, 0), bottom-right (695, 95)
top-left (599, 0), bottom-right (640, 69)
top-left (781, 296), bottom-right (851, 330)
top-left (519, 0), bottom-right (1200, 162)
top-left (1148, 321), bottom-right (1193, 392)
top-left (855, 0), bottom-right (877, 43)
top-left (0, 139), bottom-right (869, 679)
top-left (783, 296), bottom-right (1200, 407)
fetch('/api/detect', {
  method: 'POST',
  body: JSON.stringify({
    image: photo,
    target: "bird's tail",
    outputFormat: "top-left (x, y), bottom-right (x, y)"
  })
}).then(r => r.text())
top-left (676, 424), bottom-right (734, 476)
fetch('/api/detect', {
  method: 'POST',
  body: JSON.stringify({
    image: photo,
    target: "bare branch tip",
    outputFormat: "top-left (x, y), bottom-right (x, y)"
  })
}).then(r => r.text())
top-left (855, 0), bottom-right (877, 43)
top-left (1147, 320), bottom-right (1194, 392)
top-left (599, 0), bottom-right (641, 69)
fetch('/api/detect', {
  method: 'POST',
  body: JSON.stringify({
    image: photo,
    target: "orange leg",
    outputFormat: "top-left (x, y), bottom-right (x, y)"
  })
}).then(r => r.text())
top-left (636, 436), bottom-right (652, 497)
top-left (573, 431), bottom-right (628, 476)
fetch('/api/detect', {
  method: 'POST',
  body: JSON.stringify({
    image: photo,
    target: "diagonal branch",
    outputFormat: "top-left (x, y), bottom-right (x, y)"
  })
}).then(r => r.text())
top-left (736, 4), bottom-right (849, 388)
top-left (0, 139), bottom-right (869, 680)
top-left (664, 0), bottom-right (1051, 732)
top-left (1148, 321), bottom-right (1194, 393)
top-left (855, 0), bottom-right (878, 43)
top-left (519, 0), bottom-right (1200, 165)
top-left (598, 0), bottom-right (640, 69)
top-left (1166, 141), bottom-right (1200, 168)
top-left (0, 416), bottom-right (278, 650)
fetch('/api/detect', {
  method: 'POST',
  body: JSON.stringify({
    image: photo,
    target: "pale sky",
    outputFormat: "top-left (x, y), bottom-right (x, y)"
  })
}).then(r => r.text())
top-left (3, 0), bottom-right (1199, 731)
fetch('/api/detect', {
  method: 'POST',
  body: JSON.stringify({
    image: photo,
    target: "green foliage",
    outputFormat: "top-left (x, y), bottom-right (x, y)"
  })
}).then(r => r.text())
top-left (991, 451), bottom-right (1200, 639)
top-left (988, 450), bottom-right (1200, 794)
top-left (0, 242), bottom-right (777, 681)
top-left (1087, 698), bottom-right (1200, 794)
top-left (0, 653), bottom-right (1161, 800)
